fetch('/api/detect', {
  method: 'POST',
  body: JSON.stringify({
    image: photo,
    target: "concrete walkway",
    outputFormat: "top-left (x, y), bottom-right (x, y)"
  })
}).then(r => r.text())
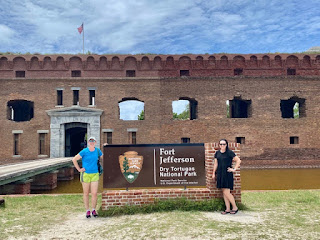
top-left (0, 157), bottom-right (73, 186)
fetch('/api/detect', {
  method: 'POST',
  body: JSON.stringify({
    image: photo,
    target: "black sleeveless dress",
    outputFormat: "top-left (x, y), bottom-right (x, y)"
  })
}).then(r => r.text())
top-left (215, 149), bottom-right (236, 190)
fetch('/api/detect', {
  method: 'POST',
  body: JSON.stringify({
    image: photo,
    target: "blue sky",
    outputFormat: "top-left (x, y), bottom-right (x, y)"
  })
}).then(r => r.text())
top-left (1, 0), bottom-right (320, 55)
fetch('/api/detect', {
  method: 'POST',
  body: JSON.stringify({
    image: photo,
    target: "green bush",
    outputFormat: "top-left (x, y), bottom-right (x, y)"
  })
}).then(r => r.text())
top-left (98, 198), bottom-right (248, 217)
top-left (0, 199), bottom-right (5, 208)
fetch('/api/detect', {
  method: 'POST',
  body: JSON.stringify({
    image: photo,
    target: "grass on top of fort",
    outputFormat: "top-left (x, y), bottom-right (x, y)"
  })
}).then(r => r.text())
top-left (0, 190), bottom-right (319, 239)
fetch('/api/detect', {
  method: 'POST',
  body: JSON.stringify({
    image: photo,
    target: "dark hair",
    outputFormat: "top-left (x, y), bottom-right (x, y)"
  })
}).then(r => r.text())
top-left (219, 139), bottom-right (229, 151)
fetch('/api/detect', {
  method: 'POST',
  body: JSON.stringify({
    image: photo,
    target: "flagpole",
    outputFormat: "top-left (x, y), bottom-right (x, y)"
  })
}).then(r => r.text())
top-left (82, 22), bottom-right (84, 54)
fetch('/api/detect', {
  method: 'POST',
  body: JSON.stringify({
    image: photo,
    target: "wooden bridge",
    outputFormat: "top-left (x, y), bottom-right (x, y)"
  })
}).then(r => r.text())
top-left (0, 157), bottom-right (75, 195)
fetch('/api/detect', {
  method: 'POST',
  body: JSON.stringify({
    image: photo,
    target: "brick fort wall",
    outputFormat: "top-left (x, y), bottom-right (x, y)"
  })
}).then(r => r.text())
top-left (0, 53), bottom-right (320, 165)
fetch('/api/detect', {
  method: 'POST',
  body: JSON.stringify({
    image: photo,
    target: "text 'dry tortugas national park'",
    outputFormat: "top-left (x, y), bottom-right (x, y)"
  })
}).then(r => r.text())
top-left (1, 53), bottom-right (320, 169)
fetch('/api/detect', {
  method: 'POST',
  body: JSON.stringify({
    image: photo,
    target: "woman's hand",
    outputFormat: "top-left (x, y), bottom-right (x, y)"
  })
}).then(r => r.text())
top-left (227, 167), bottom-right (236, 173)
top-left (212, 173), bottom-right (216, 180)
top-left (79, 168), bottom-right (86, 173)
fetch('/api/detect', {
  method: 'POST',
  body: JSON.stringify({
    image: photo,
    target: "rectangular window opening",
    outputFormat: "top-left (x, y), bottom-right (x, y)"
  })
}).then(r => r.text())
top-left (181, 137), bottom-right (190, 143)
top-left (290, 136), bottom-right (299, 144)
top-left (180, 70), bottom-right (190, 77)
top-left (73, 90), bottom-right (79, 105)
top-left (234, 68), bottom-right (243, 76)
top-left (57, 90), bottom-right (63, 106)
top-left (16, 71), bottom-right (25, 78)
top-left (71, 70), bottom-right (81, 77)
top-left (236, 137), bottom-right (245, 144)
top-left (126, 70), bottom-right (136, 77)
top-left (39, 133), bottom-right (47, 155)
top-left (13, 134), bottom-right (20, 155)
top-left (287, 68), bottom-right (296, 76)
top-left (229, 98), bottom-right (252, 118)
top-left (106, 132), bottom-right (112, 144)
top-left (89, 90), bottom-right (95, 105)
top-left (130, 132), bottom-right (137, 144)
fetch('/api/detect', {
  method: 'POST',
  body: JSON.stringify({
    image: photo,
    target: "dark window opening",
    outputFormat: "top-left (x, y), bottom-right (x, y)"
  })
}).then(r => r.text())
top-left (57, 90), bottom-right (63, 106)
top-left (172, 98), bottom-right (198, 120)
top-left (73, 90), bottom-right (79, 105)
top-left (89, 90), bottom-right (95, 105)
top-left (130, 132), bottom-right (137, 144)
top-left (181, 137), bottom-right (190, 143)
top-left (236, 137), bottom-right (245, 144)
top-left (287, 68), bottom-right (296, 75)
top-left (290, 136), bottom-right (299, 144)
top-left (228, 97), bottom-right (252, 118)
top-left (13, 134), bottom-right (20, 155)
top-left (280, 97), bottom-right (306, 118)
top-left (7, 100), bottom-right (34, 122)
top-left (71, 70), bottom-right (81, 77)
top-left (107, 132), bottom-right (112, 144)
top-left (126, 70), bottom-right (136, 77)
top-left (180, 70), bottom-right (190, 77)
top-left (39, 133), bottom-right (47, 155)
top-left (234, 68), bottom-right (243, 76)
top-left (15, 71), bottom-right (25, 78)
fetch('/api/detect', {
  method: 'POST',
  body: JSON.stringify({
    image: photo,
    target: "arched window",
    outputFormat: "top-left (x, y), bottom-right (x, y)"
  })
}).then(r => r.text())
top-left (227, 96), bottom-right (252, 118)
top-left (119, 98), bottom-right (145, 120)
top-left (7, 100), bottom-right (34, 122)
top-left (280, 96), bottom-right (306, 118)
top-left (172, 97), bottom-right (198, 120)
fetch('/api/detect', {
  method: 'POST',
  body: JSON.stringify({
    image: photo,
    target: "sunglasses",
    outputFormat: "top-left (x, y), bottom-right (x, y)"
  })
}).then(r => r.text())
top-left (88, 139), bottom-right (96, 142)
top-left (219, 143), bottom-right (227, 146)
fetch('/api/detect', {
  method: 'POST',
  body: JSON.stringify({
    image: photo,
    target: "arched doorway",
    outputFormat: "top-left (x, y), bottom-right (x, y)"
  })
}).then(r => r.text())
top-left (65, 122), bottom-right (87, 157)
top-left (46, 106), bottom-right (103, 158)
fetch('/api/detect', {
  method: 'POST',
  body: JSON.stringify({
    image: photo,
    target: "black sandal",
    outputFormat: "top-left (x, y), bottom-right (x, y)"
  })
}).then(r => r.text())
top-left (221, 210), bottom-right (230, 215)
top-left (230, 209), bottom-right (238, 214)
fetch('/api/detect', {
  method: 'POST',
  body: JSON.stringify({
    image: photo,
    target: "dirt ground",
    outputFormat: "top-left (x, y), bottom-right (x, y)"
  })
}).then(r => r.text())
top-left (34, 211), bottom-right (263, 240)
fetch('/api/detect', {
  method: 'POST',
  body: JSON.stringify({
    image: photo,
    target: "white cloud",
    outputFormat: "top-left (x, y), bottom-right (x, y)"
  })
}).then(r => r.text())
top-left (0, 0), bottom-right (320, 54)
top-left (0, 25), bottom-right (15, 43)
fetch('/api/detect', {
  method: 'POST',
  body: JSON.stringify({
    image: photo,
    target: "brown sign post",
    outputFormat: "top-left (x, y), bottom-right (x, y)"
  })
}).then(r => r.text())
top-left (103, 143), bottom-right (205, 189)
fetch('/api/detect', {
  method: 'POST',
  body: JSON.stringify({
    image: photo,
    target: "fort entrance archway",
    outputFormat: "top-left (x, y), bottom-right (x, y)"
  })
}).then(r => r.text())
top-left (46, 107), bottom-right (103, 158)
top-left (65, 122), bottom-right (87, 157)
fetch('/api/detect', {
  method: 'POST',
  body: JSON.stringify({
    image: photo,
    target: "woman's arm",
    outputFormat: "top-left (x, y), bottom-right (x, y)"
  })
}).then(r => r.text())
top-left (227, 156), bottom-right (241, 172)
top-left (212, 158), bottom-right (218, 179)
top-left (72, 154), bottom-right (85, 172)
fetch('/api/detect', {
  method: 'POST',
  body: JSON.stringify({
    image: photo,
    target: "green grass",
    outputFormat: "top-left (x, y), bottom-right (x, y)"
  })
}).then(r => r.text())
top-left (0, 190), bottom-right (319, 239)
top-left (0, 194), bottom-right (89, 238)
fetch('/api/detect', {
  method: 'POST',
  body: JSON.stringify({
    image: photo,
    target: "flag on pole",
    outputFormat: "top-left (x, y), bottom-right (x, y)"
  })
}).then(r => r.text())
top-left (77, 23), bottom-right (83, 34)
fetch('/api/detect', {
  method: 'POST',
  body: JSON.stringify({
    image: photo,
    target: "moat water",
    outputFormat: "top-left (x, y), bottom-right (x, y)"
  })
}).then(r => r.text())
top-left (32, 168), bottom-right (320, 194)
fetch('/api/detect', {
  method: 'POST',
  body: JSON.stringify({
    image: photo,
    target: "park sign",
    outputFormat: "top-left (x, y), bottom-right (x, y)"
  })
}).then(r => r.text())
top-left (103, 143), bottom-right (205, 189)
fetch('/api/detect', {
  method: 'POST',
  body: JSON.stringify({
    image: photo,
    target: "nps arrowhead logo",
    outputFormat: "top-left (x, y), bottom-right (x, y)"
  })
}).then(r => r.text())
top-left (119, 151), bottom-right (143, 183)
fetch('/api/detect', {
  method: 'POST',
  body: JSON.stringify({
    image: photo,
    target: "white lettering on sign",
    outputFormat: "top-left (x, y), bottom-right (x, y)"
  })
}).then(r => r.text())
top-left (158, 147), bottom-right (198, 182)
top-left (160, 148), bottom-right (175, 155)
top-left (160, 156), bottom-right (195, 165)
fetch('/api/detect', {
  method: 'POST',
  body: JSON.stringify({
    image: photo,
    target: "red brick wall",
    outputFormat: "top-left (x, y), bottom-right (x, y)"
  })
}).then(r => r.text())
top-left (101, 142), bottom-right (241, 210)
top-left (1, 54), bottom-right (320, 78)
top-left (1, 53), bottom-right (320, 164)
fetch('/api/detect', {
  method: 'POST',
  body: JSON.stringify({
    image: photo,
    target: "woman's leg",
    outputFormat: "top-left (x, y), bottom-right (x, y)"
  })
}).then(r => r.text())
top-left (222, 188), bottom-right (231, 211)
top-left (82, 182), bottom-right (91, 210)
top-left (90, 181), bottom-right (99, 210)
top-left (223, 188), bottom-right (238, 211)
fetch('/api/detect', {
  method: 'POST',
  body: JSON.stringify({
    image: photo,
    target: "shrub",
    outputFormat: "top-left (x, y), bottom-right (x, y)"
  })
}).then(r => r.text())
top-left (98, 198), bottom-right (247, 217)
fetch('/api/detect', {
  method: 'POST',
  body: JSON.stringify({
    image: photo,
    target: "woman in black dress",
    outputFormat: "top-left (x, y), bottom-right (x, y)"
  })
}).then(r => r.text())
top-left (212, 139), bottom-right (241, 214)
